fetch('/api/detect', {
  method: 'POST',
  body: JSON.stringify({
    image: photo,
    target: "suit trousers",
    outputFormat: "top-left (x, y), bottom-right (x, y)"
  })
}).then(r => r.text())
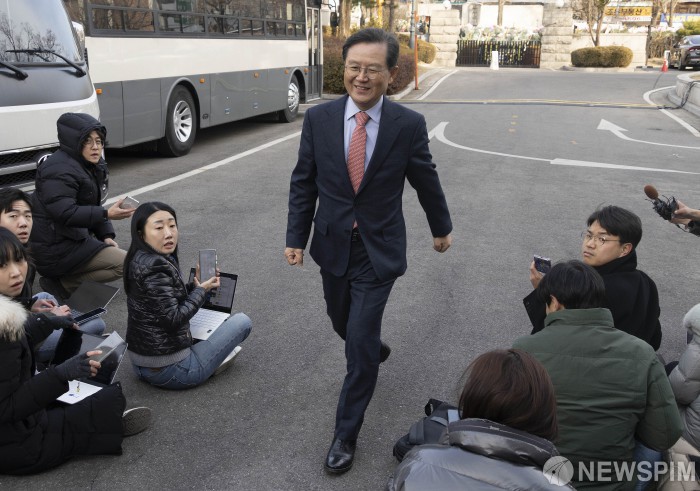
top-left (321, 235), bottom-right (395, 440)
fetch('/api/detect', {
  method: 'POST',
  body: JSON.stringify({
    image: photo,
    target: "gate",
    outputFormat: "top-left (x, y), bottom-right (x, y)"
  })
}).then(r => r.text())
top-left (456, 40), bottom-right (541, 68)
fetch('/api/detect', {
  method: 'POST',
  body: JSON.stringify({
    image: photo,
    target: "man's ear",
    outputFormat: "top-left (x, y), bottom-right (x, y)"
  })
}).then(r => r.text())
top-left (619, 243), bottom-right (633, 257)
top-left (547, 295), bottom-right (564, 313)
top-left (388, 66), bottom-right (399, 84)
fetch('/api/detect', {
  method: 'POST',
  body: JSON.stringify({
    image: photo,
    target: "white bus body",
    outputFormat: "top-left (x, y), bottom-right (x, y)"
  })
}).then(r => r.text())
top-left (65, 0), bottom-right (323, 157)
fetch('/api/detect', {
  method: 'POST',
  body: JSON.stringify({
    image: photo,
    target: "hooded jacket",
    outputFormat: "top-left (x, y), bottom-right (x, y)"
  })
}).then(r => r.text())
top-left (524, 251), bottom-right (662, 350)
top-left (0, 294), bottom-right (124, 475)
top-left (387, 419), bottom-right (574, 491)
top-left (669, 303), bottom-right (700, 450)
top-left (30, 112), bottom-right (114, 278)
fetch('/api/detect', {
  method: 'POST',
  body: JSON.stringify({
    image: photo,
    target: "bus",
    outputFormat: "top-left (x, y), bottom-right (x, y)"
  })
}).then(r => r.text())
top-left (63, 0), bottom-right (323, 157)
top-left (0, 0), bottom-right (99, 189)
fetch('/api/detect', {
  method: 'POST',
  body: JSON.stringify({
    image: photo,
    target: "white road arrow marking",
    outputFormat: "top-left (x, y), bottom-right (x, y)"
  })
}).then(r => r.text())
top-left (597, 119), bottom-right (700, 149)
top-left (430, 122), bottom-right (698, 175)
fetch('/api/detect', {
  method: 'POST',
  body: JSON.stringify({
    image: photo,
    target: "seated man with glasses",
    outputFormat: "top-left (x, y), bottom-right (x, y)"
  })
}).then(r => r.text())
top-left (524, 205), bottom-right (662, 350)
top-left (30, 112), bottom-right (135, 299)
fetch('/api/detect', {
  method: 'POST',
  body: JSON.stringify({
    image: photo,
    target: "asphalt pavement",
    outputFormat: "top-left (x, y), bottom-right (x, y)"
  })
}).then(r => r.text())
top-left (3, 67), bottom-right (700, 490)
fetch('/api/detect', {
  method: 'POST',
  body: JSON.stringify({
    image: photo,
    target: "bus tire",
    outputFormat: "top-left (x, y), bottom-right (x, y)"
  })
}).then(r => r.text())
top-left (157, 86), bottom-right (197, 157)
top-left (278, 76), bottom-right (300, 123)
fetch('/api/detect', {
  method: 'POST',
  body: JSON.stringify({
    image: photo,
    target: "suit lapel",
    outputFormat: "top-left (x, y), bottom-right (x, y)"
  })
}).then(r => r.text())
top-left (323, 96), bottom-right (355, 195)
top-left (358, 98), bottom-right (402, 195)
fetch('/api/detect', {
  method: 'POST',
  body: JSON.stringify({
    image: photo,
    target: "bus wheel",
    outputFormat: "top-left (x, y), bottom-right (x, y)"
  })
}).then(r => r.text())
top-left (157, 86), bottom-right (197, 157)
top-left (278, 76), bottom-right (300, 123)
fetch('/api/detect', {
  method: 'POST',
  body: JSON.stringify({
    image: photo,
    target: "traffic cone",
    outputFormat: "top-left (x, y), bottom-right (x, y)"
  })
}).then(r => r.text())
top-left (662, 59), bottom-right (668, 72)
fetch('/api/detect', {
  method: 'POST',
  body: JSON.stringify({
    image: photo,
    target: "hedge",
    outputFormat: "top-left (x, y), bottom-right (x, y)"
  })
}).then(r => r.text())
top-left (571, 46), bottom-right (633, 68)
top-left (397, 34), bottom-right (437, 64)
top-left (323, 34), bottom-right (416, 95)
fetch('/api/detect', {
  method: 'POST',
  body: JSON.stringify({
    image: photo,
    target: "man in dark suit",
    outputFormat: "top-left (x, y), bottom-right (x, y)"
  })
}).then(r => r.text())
top-left (285, 28), bottom-right (453, 474)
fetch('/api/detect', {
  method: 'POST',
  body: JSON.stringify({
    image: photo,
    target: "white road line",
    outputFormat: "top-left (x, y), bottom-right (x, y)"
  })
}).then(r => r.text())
top-left (430, 122), bottom-right (549, 161)
top-left (431, 121), bottom-right (699, 174)
top-left (551, 158), bottom-right (697, 174)
top-left (597, 119), bottom-right (700, 149)
top-left (104, 131), bottom-right (301, 205)
top-left (418, 70), bottom-right (458, 101)
top-left (643, 86), bottom-right (700, 137)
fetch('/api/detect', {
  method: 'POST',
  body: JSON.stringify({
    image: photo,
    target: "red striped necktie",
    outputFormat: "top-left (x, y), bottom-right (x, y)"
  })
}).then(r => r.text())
top-left (347, 111), bottom-right (369, 194)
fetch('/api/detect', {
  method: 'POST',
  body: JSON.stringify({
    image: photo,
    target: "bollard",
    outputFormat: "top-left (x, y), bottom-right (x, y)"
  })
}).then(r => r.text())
top-left (490, 51), bottom-right (499, 70)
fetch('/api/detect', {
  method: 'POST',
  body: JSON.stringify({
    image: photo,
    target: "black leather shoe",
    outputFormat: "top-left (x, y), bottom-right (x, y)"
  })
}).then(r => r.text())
top-left (325, 437), bottom-right (356, 474)
top-left (380, 342), bottom-right (391, 363)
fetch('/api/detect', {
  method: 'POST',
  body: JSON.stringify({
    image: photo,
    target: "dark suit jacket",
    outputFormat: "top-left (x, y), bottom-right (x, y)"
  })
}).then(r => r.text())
top-left (286, 96), bottom-right (452, 281)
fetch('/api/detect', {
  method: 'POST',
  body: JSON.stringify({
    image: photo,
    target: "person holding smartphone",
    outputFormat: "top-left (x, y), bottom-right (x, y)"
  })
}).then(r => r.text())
top-left (30, 113), bottom-right (136, 300)
top-left (0, 233), bottom-right (150, 475)
top-left (123, 202), bottom-right (252, 389)
top-left (524, 205), bottom-right (662, 351)
top-left (0, 227), bottom-right (107, 362)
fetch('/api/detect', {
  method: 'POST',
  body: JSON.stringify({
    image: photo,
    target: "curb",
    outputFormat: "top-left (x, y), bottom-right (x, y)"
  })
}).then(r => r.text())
top-left (667, 73), bottom-right (700, 119)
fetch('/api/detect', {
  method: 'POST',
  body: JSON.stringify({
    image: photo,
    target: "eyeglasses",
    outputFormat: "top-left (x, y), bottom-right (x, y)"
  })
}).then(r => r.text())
top-left (580, 232), bottom-right (622, 246)
top-left (82, 138), bottom-right (104, 148)
top-left (344, 65), bottom-right (386, 79)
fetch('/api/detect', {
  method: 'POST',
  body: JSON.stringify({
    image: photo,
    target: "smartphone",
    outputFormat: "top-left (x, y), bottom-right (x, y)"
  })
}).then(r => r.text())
top-left (120, 195), bottom-right (139, 210)
top-left (73, 307), bottom-right (106, 325)
top-left (199, 249), bottom-right (217, 283)
top-left (89, 331), bottom-right (123, 363)
top-left (534, 255), bottom-right (552, 275)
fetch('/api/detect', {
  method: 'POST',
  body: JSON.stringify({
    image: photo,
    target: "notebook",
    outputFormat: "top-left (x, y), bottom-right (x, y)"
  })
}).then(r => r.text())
top-left (52, 330), bottom-right (127, 404)
top-left (187, 268), bottom-right (238, 341)
top-left (64, 280), bottom-right (120, 317)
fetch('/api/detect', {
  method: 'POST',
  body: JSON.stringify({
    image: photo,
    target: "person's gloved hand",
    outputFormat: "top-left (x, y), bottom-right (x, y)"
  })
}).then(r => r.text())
top-left (48, 314), bottom-right (78, 330)
top-left (54, 353), bottom-right (94, 381)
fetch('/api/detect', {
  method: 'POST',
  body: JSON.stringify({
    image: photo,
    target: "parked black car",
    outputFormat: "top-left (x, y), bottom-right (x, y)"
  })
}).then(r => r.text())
top-left (670, 35), bottom-right (700, 70)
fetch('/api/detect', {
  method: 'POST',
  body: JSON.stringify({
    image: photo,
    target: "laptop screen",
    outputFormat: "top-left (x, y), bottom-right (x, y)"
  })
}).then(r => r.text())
top-left (65, 280), bottom-right (120, 313)
top-left (188, 269), bottom-right (237, 314)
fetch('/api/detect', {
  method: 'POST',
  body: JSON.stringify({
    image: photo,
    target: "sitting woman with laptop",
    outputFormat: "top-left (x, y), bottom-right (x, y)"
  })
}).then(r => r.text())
top-left (0, 227), bottom-right (105, 366)
top-left (0, 229), bottom-right (150, 475)
top-left (123, 202), bottom-right (252, 389)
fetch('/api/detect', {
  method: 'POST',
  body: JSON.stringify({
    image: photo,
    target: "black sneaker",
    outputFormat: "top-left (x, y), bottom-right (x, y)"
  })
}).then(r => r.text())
top-left (39, 276), bottom-right (70, 303)
top-left (122, 407), bottom-right (152, 437)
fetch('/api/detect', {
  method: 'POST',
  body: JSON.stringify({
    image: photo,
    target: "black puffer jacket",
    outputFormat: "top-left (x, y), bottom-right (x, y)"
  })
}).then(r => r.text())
top-left (126, 250), bottom-right (207, 357)
top-left (30, 113), bottom-right (113, 278)
top-left (387, 419), bottom-right (575, 491)
top-left (0, 295), bottom-right (124, 475)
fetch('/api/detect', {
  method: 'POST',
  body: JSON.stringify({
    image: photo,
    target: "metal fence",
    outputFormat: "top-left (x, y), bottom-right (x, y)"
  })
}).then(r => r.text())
top-left (456, 40), bottom-right (541, 68)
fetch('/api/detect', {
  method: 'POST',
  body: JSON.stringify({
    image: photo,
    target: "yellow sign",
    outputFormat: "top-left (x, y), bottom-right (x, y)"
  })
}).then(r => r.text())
top-left (604, 6), bottom-right (652, 16)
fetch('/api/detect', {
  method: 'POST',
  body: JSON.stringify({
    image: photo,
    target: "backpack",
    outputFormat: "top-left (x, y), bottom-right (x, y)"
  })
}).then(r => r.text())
top-left (392, 398), bottom-right (458, 462)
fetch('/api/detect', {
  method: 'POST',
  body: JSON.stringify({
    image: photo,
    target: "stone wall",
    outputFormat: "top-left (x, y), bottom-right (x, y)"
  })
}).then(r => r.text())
top-left (420, 6), bottom-right (460, 67)
top-left (540, 3), bottom-right (573, 69)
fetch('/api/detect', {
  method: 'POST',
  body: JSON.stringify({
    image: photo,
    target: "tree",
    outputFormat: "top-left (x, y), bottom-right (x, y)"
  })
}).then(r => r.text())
top-left (497, 0), bottom-right (505, 26)
top-left (572, 0), bottom-right (611, 46)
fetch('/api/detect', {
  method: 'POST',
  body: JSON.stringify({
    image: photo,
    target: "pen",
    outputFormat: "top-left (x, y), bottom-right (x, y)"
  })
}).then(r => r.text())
top-left (76, 381), bottom-right (80, 393)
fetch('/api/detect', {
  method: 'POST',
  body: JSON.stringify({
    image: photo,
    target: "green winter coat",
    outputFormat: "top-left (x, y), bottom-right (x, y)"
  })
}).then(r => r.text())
top-left (514, 308), bottom-right (682, 491)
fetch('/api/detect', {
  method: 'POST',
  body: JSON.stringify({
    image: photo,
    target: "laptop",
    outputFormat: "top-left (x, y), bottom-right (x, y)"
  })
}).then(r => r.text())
top-left (64, 280), bottom-right (120, 317)
top-left (187, 268), bottom-right (238, 341)
top-left (51, 330), bottom-right (127, 404)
